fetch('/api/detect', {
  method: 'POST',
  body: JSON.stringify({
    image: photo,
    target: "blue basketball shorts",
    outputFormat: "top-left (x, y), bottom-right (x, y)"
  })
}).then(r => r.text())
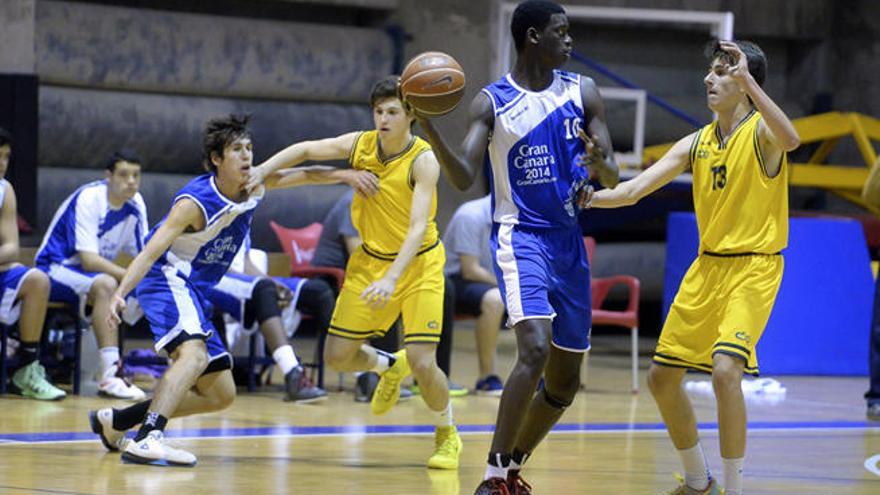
top-left (491, 224), bottom-right (592, 352)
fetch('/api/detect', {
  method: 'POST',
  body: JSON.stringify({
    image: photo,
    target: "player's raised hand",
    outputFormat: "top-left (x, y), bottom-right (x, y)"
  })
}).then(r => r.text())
top-left (361, 276), bottom-right (396, 309)
top-left (340, 169), bottom-right (380, 197)
top-left (577, 128), bottom-right (608, 175)
top-left (718, 41), bottom-right (750, 87)
top-left (106, 293), bottom-right (127, 331)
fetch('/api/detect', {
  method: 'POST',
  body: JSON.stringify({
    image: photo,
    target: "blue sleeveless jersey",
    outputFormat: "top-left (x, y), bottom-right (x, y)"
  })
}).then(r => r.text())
top-left (482, 70), bottom-right (588, 229)
top-left (146, 174), bottom-right (263, 288)
top-left (35, 180), bottom-right (148, 268)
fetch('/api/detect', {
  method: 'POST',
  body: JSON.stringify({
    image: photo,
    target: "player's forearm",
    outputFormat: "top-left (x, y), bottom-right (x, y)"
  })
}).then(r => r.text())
top-left (744, 77), bottom-right (800, 151)
top-left (0, 243), bottom-right (18, 266)
top-left (385, 223), bottom-right (427, 281)
top-left (591, 184), bottom-right (638, 208)
top-left (463, 265), bottom-right (497, 286)
top-left (417, 119), bottom-right (477, 191)
top-left (114, 251), bottom-right (159, 298)
top-left (80, 252), bottom-right (127, 281)
top-left (259, 142), bottom-right (311, 175)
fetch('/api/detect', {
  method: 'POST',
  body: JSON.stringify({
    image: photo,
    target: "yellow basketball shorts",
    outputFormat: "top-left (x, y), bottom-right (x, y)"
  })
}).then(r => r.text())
top-left (654, 253), bottom-right (784, 375)
top-left (329, 241), bottom-right (445, 345)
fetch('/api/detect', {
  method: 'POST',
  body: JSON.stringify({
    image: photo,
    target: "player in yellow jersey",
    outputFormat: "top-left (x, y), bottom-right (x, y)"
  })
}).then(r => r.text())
top-left (248, 76), bottom-right (462, 469)
top-left (590, 40), bottom-right (800, 495)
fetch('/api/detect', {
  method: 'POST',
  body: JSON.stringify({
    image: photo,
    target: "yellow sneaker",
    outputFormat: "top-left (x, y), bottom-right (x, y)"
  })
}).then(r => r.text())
top-left (663, 473), bottom-right (723, 495)
top-left (427, 425), bottom-right (462, 470)
top-left (370, 350), bottom-right (411, 416)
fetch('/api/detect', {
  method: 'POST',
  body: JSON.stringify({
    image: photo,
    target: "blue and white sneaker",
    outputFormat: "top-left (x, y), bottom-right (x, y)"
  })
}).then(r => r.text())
top-left (121, 430), bottom-right (196, 467)
top-left (475, 374), bottom-right (504, 396)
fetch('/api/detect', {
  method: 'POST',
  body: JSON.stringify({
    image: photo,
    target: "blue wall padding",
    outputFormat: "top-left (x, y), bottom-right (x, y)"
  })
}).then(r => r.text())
top-left (663, 212), bottom-right (872, 376)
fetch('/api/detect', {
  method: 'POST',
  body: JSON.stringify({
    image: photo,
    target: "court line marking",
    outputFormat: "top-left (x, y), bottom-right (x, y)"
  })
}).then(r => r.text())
top-left (1, 420), bottom-right (878, 445)
top-left (866, 454), bottom-right (880, 477)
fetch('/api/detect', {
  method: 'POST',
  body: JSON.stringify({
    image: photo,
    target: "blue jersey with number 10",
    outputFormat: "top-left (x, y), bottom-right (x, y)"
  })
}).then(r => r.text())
top-left (482, 70), bottom-right (588, 229)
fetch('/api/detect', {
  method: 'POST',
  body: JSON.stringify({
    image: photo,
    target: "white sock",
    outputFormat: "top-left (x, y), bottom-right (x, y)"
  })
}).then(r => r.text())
top-left (272, 345), bottom-right (299, 375)
top-left (678, 443), bottom-right (710, 490)
top-left (99, 347), bottom-right (120, 375)
top-left (484, 453), bottom-right (508, 480)
top-left (723, 457), bottom-right (744, 495)
top-left (371, 349), bottom-right (395, 374)
top-left (432, 401), bottom-right (454, 427)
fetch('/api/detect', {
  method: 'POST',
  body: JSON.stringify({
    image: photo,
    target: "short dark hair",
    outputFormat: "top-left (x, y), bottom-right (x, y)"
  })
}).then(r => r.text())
top-left (105, 148), bottom-right (143, 172)
top-left (511, 0), bottom-right (565, 52)
top-left (706, 39), bottom-right (767, 87)
top-left (370, 75), bottom-right (402, 109)
top-left (202, 114), bottom-right (252, 173)
top-left (0, 127), bottom-right (12, 148)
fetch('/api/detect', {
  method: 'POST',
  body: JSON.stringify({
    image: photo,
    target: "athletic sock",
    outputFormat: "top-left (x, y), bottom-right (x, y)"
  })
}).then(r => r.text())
top-left (99, 347), bottom-right (121, 376)
top-left (723, 457), bottom-right (744, 495)
top-left (484, 452), bottom-right (510, 480)
top-left (18, 341), bottom-right (39, 368)
top-left (509, 449), bottom-right (530, 473)
top-left (370, 349), bottom-right (397, 374)
top-left (678, 443), bottom-right (710, 490)
top-left (113, 400), bottom-right (153, 430)
top-left (134, 411), bottom-right (168, 442)
top-left (272, 345), bottom-right (299, 375)
top-left (432, 401), bottom-right (454, 427)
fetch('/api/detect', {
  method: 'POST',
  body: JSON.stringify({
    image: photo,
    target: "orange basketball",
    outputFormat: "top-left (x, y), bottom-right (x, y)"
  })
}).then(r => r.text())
top-left (400, 51), bottom-right (466, 116)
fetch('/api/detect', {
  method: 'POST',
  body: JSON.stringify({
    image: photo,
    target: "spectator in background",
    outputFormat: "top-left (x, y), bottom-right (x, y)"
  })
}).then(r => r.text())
top-left (0, 126), bottom-right (66, 400)
top-left (861, 155), bottom-right (880, 422)
top-left (35, 149), bottom-right (149, 400)
top-left (443, 195), bottom-right (505, 396)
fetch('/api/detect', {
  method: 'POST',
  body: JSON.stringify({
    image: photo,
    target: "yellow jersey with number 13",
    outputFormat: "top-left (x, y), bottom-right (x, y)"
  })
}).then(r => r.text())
top-left (689, 110), bottom-right (788, 255)
top-left (348, 130), bottom-right (439, 257)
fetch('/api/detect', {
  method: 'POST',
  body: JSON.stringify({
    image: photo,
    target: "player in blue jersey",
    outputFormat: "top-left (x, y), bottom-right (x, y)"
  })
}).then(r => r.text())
top-left (417, 2), bottom-right (619, 493)
top-left (0, 126), bottom-right (66, 400)
top-left (88, 115), bottom-right (373, 467)
top-left (35, 149), bottom-right (148, 400)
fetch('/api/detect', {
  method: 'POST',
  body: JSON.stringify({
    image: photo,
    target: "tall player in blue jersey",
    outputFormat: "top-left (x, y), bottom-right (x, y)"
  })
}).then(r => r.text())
top-left (418, 2), bottom-right (619, 493)
top-left (92, 115), bottom-right (371, 467)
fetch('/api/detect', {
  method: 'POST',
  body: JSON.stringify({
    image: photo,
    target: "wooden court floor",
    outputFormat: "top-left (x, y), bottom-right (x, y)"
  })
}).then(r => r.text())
top-left (1, 330), bottom-right (879, 494)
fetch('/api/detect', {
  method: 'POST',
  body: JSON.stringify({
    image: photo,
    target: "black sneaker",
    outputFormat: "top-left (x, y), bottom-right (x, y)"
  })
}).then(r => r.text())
top-left (355, 372), bottom-right (380, 402)
top-left (284, 366), bottom-right (327, 403)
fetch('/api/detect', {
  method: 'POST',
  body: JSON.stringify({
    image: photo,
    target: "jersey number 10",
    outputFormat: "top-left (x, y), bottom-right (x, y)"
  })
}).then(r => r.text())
top-left (563, 117), bottom-right (583, 140)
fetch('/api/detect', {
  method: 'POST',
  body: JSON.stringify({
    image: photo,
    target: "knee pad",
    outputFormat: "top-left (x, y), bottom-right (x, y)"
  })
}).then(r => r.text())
top-left (250, 278), bottom-right (281, 325)
top-left (542, 387), bottom-right (573, 410)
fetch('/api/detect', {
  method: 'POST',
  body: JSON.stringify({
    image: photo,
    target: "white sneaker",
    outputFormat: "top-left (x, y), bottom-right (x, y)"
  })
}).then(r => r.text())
top-left (89, 408), bottom-right (128, 452)
top-left (98, 365), bottom-right (146, 400)
top-left (121, 430), bottom-right (197, 467)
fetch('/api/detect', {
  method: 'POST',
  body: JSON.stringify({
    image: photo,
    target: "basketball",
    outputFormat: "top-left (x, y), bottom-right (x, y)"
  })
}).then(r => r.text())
top-left (400, 51), bottom-right (466, 116)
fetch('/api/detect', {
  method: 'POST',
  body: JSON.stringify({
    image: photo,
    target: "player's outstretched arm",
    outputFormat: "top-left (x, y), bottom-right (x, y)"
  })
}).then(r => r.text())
top-left (265, 165), bottom-right (379, 196)
top-left (107, 199), bottom-right (202, 328)
top-left (247, 132), bottom-right (360, 190)
top-left (360, 152), bottom-right (439, 309)
top-left (581, 77), bottom-right (620, 189)
top-left (416, 93), bottom-right (493, 191)
top-left (720, 41), bottom-right (799, 178)
top-left (591, 132), bottom-right (695, 209)
top-left (0, 182), bottom-right (20, 266)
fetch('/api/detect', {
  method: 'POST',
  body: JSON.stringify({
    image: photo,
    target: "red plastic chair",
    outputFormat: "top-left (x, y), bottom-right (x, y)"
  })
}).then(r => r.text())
top-left (584, 237), bottom-right (641, 393)
top-left (269, 221), bottom-right (345, 289)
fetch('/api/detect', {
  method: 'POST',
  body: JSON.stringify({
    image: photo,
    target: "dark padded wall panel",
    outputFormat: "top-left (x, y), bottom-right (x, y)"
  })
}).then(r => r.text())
top-left (36, 0), bottom-right (393, 102)
top-left (37, 167), bottom-right (350, 250)
top-left (38, 85), bottom-right (374, 172)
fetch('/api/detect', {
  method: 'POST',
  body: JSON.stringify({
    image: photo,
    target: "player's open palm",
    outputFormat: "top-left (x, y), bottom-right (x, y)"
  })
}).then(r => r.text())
top-left (577, 128), bottom-right (607, 177)
top-left (361, 276), bottom-right (396, 309)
